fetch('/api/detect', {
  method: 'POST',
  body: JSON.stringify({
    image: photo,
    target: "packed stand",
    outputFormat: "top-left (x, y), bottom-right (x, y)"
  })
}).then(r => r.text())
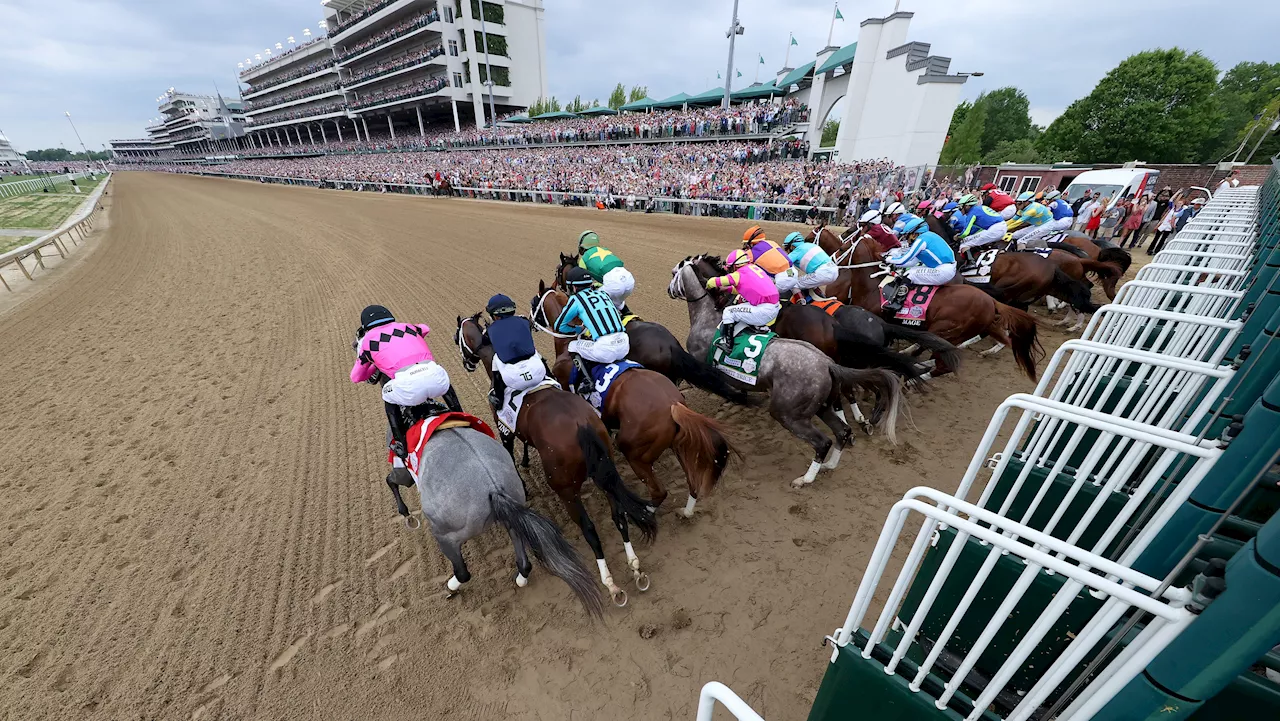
top-left (334, 10), bottom-right (441, 61)
top-left (244, 58), bottom-right (337, 95)
top-left (239, 36), bottom-right (326, 79)
top-left (329, 0), bottom-right (415, 35)
top-left (351, 75), bottom-right (448, 109)
top-left (245, 79), bottom-right (343, 111)
top-left (247, 99), bottom-right (349, 125)
top-left (346, 44), bottom-right (444, 85)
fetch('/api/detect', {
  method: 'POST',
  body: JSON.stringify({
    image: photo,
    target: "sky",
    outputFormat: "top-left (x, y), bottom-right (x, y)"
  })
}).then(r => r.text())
top-left (2, 0), bottom-right (1278, 152)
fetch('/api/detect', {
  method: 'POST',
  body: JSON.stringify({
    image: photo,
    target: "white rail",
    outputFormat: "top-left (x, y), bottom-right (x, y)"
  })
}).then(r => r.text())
top-left (695, 682), bottom-right (766, 721)
top-left (0, 173), bottom-right (112, 291)
top-left (0, 171), bottom-right (96, 199)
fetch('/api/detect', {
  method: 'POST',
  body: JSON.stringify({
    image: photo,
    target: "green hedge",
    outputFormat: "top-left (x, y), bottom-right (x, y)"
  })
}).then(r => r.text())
top-left (474, 31), bottom-right (508, 57)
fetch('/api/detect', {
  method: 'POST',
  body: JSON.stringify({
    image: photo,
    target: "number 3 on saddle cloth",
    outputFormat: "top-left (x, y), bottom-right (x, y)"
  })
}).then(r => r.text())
top-left (387, 412), bottom-right (496, 478)
top-left (569, 360), bottom-right (643, 416)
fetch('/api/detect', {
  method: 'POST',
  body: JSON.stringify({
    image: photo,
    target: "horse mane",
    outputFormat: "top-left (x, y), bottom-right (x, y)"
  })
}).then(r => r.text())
top-left (696, 254), bottom-right (727, 276)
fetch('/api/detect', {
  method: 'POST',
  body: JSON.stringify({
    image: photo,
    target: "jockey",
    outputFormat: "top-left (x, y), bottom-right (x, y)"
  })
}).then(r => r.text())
top-left (952, 193), bottom-right (1009, 264)
top-left (1010, 191), bottom-right (1055, 247)
top-left (351, 304), bottom-right (462, 483)
top-left (741, 225), bottom-right (793, 276)
top-left (857, 209), bottom-right (901, 254)
top-left (1025, 189), bottom-right (1075, 243)
top-left (554, 267), bottom-right (630, 394)
top-left (483, 294), bottom-right (547, 417)
top-left (779, 231), bottom-right (838, 302)
top-left (706, 250), bottom-right (782, 353)
top-left (883, 201), bottom-right (919, 235)
top-left (981, 183), bottom-right (1018, 220)
top-left (882, 218), bottom-right (957, 313)
top-left (576, 230), bottom-right (635, 312)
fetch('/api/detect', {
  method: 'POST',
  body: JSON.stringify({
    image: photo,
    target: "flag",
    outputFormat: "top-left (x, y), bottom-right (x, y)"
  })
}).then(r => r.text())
top-left (759, 54), bottom-right (765, 65)
top-left (791, 36), bottom-right (798, 46)
top-left (717, 71), bottom-right (721, 79)
top-left (835, 5), bottom-right (844, 20)
top-left (736, 70), bottom-right (742, 78)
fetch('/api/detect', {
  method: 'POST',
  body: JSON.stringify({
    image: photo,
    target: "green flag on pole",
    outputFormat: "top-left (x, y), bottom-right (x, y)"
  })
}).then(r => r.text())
top-left (717, 71), bottom-right (721, 79)
top-left (758, 54), bottom-right (765, 65)
top-left (736, 70), bottom-right (742, 78)
top-left (835, 6), bottom-right (844, 20)
top-left (791, 36), bottom-right (799, 46)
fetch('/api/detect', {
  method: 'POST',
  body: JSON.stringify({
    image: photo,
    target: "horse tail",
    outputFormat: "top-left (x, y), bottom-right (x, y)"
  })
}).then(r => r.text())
top-left (1050, 267), bottom-right (1100, 314)
top-left (489, 491), bottom-right (603, 619)
top-left (994, 302), bottom-right (1044, 381)
top-left (670, 403), bottom-right (739, 498)
top-left (1047, 241), bottom-right (1089, 258)
top-left (876, 323), bottom-right (962, 379)
top-left (831, 323), bottom-right (926, 389)
top-left (1078, 258), bottom-right (1123, 285)
top-left (668, 345), bottom-right (758, 406)
top-left (828, 365), bottom-right (903, 444)
top-left (1098, 246), bottom-right (1132, 275)
top-left (576, 425), bottom-right (657, 542)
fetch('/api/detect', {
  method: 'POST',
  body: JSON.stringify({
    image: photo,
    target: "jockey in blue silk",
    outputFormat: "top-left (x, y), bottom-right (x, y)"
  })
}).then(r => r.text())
top-left (1010, 191), bottom-right (1055, 247)
top-left (778, 231), bottom-right (838, 302)
top-left (883, 217), bottom-right (957, 312)
top-left (952, 193), bottom-right (1009, 263)
top-left (484, 293), bottom-right (548, 415)
top-left (554, 266), bottom-right (630, 393)
top-left (881, 201), bottom-right (915, 236)
top-left (1019, 189), bottom-right (1075, 246)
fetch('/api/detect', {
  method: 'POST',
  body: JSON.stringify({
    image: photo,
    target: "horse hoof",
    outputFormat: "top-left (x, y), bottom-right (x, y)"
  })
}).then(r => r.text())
top-left (515, 572), bottom-right (528, 588)
top-left (404, 515), bottom-right (421, 530)
top-left (611, 588), bottom-right (628, 607)
top-left (791, 477), bottom-right (809, 488)
top-left (860, 423), bottom-right (875, 437)
top-left (635, 572), bottom-right (651, 592)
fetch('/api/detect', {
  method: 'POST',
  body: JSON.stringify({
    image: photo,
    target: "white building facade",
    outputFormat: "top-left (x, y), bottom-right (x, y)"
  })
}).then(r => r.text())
top-left (111, 90), bottom-right (247, 159)
top-left (0, 133), bottom-right (23, 167)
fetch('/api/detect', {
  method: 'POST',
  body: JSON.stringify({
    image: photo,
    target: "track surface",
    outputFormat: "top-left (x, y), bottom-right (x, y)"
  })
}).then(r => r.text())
top-left (1, 173), bottom-right (1086, 720)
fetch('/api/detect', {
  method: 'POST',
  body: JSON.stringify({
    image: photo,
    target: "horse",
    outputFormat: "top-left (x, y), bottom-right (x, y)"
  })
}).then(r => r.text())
top-left (407, 422), bottom-right (603, 617)
top-left (1052, 231), bottom-right (1132, 299)
top-left (552, 254), bottom-right (753, 406)
top-left (920, 214), bottom-right (1100, 320)
top-left (529, 286), bottom-right (739, 516)
top-left (815, 227), bottom-right (1045, 380)
top-left (454, 315), bottom-right (657, 606)
top-left (669, 255), bottom-right (905, 488)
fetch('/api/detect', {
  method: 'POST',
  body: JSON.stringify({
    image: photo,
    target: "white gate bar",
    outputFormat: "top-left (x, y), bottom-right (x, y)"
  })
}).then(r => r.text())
top-left (1080, 306), bottom-right (1241, 366)
top-left (695, 682), bottom-right (766, 721)
top-left (1111, 280), bottom-right (1242, 319)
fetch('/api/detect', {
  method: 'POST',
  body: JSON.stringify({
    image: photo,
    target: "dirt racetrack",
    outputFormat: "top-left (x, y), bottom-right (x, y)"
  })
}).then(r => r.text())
top-left (1, 172), bottom-right (1096, 720)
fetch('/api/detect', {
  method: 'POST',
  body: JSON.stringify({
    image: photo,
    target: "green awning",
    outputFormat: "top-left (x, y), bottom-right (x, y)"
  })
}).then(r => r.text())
top-left (651, 92), bottom-right (691, 109)
top-left (530, 111), bottom-right (580, 120)
top-left (685, 86), bottom-right (728, 105)
top-left (731, 82), bottom-right (782, 100)
top-left (577, 106), bottom-right (618, 116)
top-left (777, 61), bottom-right (815, 90)
top-left (815, 42), bottom-right (858, 75)
top-left (619, 96), bottom-right (658, 112)
top-left (503, 115), bottom-right (532, 123)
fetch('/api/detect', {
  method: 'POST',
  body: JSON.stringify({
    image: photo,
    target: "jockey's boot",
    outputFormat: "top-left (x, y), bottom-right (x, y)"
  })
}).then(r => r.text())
top-left (714, 321), bottom-right (736, 354)
top-left (572, 355), bottom-right (592, 395)
top-left (488, 372), bottom-right (506, 412)
top-left (441, 386), bottom-right (463, 413)
top-left (883, 280), bottom-right (908, 314)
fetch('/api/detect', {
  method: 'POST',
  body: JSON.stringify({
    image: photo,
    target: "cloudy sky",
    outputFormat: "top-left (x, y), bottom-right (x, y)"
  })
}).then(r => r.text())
top-left (2, 0), bottom-right (1278, 152)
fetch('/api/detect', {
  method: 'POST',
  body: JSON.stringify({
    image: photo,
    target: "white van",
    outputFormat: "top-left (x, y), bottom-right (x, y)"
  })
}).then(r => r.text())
top-left (1063, 168), bottom-right (1162, 208)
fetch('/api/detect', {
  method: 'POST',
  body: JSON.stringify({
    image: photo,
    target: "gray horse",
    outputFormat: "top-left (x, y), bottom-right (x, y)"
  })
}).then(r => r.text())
top-left (408, 424), bottom-right (603, 617)
top-left (668, 256), bottom-right (903, 488)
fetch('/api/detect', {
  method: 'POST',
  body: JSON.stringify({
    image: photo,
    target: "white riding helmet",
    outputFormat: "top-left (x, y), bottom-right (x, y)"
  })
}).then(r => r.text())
top-left (1043, 189), bottom-right (1062, 202)
top-left (859, 209), bottom-right (883, 224)
top-left (884, 201), bottom-right (907, 216)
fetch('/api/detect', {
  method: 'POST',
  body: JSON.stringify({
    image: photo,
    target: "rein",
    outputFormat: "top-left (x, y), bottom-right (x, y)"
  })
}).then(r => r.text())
top-left (531, 289), bottom-right (576, 339)
top-left (826, 231), bottom-right (883, 270)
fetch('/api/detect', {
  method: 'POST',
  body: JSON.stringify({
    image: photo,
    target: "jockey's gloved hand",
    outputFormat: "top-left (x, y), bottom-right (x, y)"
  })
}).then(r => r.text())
top-left (390, 439), bottom-right (409, 461)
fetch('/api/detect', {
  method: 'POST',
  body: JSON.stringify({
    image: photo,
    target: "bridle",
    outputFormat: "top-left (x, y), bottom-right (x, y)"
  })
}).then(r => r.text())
top-left (668, 258), bottom-right (710, 303)
top-left (531, 288), bottom-right (576, 338)
top-left (455, 316), bottom-right (484, 372)
top-left (812, 226), bottom-right (881, 270)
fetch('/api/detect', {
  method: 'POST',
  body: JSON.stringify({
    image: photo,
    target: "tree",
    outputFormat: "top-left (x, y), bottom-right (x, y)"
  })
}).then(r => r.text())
top-left (820, 120), bottom-right (840, 147)
top-left (939, 96), bottom-right (987, 165)
top-left (628, 85), bottom-right (648, 103)
top-left (22, 148), bottom-right (106, 161)
top-left (979, 87), bottom-right (1034, 156)
top-left (983, 138), bottom-right (1044, 165)
top-left (527, 96), bottom-right (561, 116)
top-left (1040, 48), bottom-right (1222, 163)
top-left (608, 83), bottom-right (627, 109)
top-left (947, 100), bottom-right (971, 137)
top-left (566, 95), bottom-right (589, 113)
top-left (1205, 61), bottom-right (1280, 159)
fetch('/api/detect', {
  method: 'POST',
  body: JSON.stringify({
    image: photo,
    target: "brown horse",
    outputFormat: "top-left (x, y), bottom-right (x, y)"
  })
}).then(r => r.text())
top-left (815, 226), bottom-right (1045, 380)
top-left (1053, 231), bottom-right (1132, 298)
top-left (454, 314), bottom-right (657, 606)
top-left (530, 284), bottom-right (739, 516)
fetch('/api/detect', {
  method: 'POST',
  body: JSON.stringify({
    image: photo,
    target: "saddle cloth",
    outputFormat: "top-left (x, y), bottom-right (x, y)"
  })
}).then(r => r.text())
top-left (571, 361), bottom-right (643, 415)
top-left (389, 412), bottom-right (496, 471)
top-left (811, 298), bottom-right (844, 317)
top-left (707, 328), bottom-right (775, 386)
top-left (885, 285), bottom-right (938, 326)
top-left (496, 378), bottom-right (562, 436)
top-left (961, 248), bottom-right (1001, 283)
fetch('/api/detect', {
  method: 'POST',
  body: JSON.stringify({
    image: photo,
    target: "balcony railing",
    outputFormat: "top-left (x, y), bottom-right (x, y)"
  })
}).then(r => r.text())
top-left (247, 100), bottom-right (349, 126)
top-left (244, 59), bottom-right (337, 95)
top-left (345, 44), bottom-right (444, 86)
top-left (351, 75), bottom-right (447, 110)
top-left (334, 9), bottom-right (440, 62)
top-left (239, 37), bottom-right (327, 79)
top-left (245, 79), bottom-right (344, 112)
top-left (329, 0), bottom-right (420, 36)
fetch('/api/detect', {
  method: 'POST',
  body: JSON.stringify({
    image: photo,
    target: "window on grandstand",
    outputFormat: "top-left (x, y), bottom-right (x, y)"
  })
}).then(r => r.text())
top-left (448, 39), bottom-right (458, 56)
top-left (456, 0), bottom-right (503, 24)
top-left (1019, 176), bottom-right (1041, 194)
top-left (473, 31), bottom-right (508, 57)
top-left (452, 72), bottom-right (463, 87)
top-left (998, 175), bottom-right (1018, 193)
top-left (444, 5), bottom-right (454, 23)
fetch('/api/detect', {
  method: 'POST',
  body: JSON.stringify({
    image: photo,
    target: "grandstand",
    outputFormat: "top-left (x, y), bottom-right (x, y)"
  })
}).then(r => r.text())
top-left (110, 90), bottom-right (246, 160)
top-left (0, 132), bottom-right (23, 167)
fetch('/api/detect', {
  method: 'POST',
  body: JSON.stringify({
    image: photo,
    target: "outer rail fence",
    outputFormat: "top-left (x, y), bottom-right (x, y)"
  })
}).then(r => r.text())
top-left (0, 171), bottom-right (97, 200)
top-left (174, 170), bottom-right (848, 223)
top-left (0, 173), bottom-right (112, 291)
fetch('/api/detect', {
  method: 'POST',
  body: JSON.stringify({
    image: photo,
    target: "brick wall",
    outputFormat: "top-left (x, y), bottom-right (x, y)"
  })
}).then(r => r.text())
top-left (952, 163), bottom-right (1272, 195)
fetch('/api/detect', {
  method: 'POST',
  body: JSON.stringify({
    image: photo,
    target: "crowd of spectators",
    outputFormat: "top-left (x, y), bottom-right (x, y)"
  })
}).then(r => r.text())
top-left (330, 0), bottom-right (405, 35)
top-left (351, 74), bottom-right (449, 109)
top-left (347, 44), bottom-right (444, 85)
top-left (245, 79), bottom-right (342, 111)
top-left (245, 58), bottom-right (336, 95)
top-left (240, 36), bottom-right (326, 80)
top-left (334, 10), bottom-right (440, 61)
top-left (248, 99), bottom-right (349, 126)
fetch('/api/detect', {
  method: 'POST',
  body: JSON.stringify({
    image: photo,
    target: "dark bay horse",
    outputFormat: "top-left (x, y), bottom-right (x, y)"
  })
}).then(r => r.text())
top-left (1055, 231), bottom-right (1132, 298)
top-left (553, 254), bottom-right (753, 406)
top-left (530, 286), bottom-right (739, 517)
top-left (455, 315), bottom-right (657, 606)
top-left (816, 228), bottom-right (1045, 380)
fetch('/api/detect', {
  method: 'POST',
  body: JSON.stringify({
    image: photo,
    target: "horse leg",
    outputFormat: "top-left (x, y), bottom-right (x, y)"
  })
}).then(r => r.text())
top-left (843, 397), bottom-right (873, 436)
top-left (772, 406), bottom-right (833, 488)
top-left (520, 441), bottom-right (530, 469)
top-left (605, 492), bottom-right (651, 593)
top-left (618, 434), bottom-right (668, 510)
top-left (436, 535), bottom-right (471, 597)
top-left (563, 493), bottom-right (626, 606)
top-left (981, 341), bottom-right (1007, 356)
top-left (507, 527), bottom-right (533, 588)
top-left (818, 404), bottom-right (854, 470)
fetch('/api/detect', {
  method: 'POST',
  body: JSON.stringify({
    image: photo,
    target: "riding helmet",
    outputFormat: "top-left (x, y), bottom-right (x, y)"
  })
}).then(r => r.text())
top-left (742, 225), bottom-right (766, 243)
top-left (725, 249), bottom-right (749, 268)
top-left (884, 201), bottom-right (906, 216)
top-left (859, 209), bottom-right (883, 224)
top-left (486, 294), bottom-right (517, 318)
top-left (941, 201), bottom-right (959, 213)
top-left (1043, 189), bottom-right (1062, 202)
top-left (578, 230), bottom-right (600, 251)
top-left (1016, 191), bottom-right (1036, 203)
top-left (958, 193), bottom-right (979, 208)
top-left (360, 304), bottom-right (396, 332)
top-left (564, 267), bottom-right (595, 292)
top-left (782, 231), bottom-right (805, 248)
top-left (898, 218), bottom-right (927, 236)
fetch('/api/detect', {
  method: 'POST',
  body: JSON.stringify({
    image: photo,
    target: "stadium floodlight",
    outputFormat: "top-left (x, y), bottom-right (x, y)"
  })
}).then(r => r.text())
top-left (303, 28), bottom-right (312, 38)
top-left (237, 62), bottom-right (244, 69)
top-left (275, 43), bottom-right (283, 50)
top-left (287, 36), bottom-right (295, 44)
top-left (255, 54), bottom-right (262, 61)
